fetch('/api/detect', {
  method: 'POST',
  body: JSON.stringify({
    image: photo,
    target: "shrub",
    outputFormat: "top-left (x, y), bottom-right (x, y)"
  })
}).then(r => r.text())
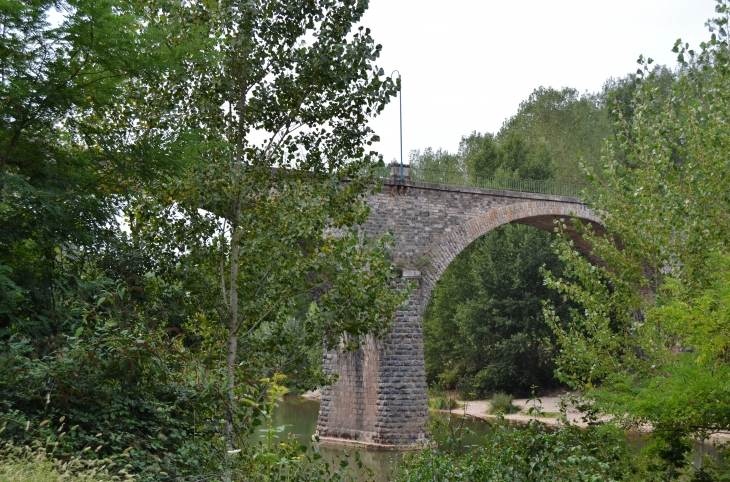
top-left (395, 415), bottom-right (637, 482)
top-left (429, 396), bottom-right (460, 410)
top-left (488, 392), bottom-right (520, 414)
top-left (456, 375), bottom-right (484, 400)
top-left (0, 321), bottom-right (225, 480)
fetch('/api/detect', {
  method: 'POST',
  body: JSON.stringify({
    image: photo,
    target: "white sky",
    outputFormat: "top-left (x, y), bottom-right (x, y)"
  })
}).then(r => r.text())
top-left (362, 0), bottom-right (718, 164)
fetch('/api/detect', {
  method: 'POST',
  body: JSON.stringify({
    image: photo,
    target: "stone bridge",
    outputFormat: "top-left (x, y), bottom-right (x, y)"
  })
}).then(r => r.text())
top-left (315, 168), bottom-right (601, 450)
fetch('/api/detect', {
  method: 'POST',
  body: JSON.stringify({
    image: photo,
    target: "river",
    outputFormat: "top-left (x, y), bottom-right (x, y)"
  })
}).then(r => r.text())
top-left (267, 396), bottom-right (496, 481)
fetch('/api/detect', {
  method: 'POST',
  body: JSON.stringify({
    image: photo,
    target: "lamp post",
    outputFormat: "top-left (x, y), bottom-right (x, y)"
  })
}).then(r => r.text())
top-left (391, 70), bottom-right (403, 183)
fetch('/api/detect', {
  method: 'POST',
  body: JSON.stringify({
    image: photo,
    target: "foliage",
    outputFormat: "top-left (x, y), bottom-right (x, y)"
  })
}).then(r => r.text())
top-left (396, 413), bottom-right (636, 482)
top-left (223, 374), bottom-right (369, 482)
top-left (0, 0), bottom-right (193, 339)
top-left (411, 85), bottom-right (614, 184)
top-left (410, 129), bottom-right (554, 181)
top-left (542, 1), bottom-right (730, 478)
top-left (601, 66), bottom-right (677, 167)
top-left (429, 397), bottom-right (460, 411)
top-left (0, 287), bottom-right (227, 478)
top-left (125, 0), bottom-right (406, 456)
top-left (424, 224), bottom-right (571, 398)
top-left (487, 392), bottom-right (520, 415)
top-left (499, 87), bottom-right (613, 183)
top-left (428, 409), bottom-right (478, 457)
top-left (0, 430), bottom-right (136, 482)
top-left (426, 384), bottom-right (460, 414)
top-left (1, 0), bottom-right (405, 479)
top-left (407, 147), bottom-right (460, 173)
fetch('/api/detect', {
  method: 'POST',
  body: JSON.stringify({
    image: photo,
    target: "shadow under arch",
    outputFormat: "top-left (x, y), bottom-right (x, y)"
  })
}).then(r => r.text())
top-left (418, 201), bottom-right (604, 319)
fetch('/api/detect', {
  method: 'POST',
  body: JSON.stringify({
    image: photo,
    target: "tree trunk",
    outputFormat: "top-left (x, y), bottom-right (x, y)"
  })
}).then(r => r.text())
top-left (224, 216), bottom-right (240, 439)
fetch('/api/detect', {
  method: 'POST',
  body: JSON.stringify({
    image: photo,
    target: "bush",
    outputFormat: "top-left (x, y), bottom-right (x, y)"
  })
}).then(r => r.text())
top-left (488, 392), bottom-right (520, 414)
top-left (429, 396), bottom-right (459, 410)
top-left (455, 375), bottom-right (484, 400)
top-left (0, 320), bottom-right (225, 480)
top-left (395, 415), bottom-right (637, 482)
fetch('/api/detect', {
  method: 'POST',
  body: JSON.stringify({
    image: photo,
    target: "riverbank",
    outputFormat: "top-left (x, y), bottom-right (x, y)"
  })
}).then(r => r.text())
top-left (300, 389), bottom-right (583, 427)
top-left (443, 396), bottom-right (730, 444)
top-left (301, 390), bottom-right (730, 443)
top-left (441, 396), bottom-right (588, 428)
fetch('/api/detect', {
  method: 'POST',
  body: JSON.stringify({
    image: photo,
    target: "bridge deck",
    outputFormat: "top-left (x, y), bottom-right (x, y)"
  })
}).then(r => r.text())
top-left (377, 165), bottom-right (590, 199)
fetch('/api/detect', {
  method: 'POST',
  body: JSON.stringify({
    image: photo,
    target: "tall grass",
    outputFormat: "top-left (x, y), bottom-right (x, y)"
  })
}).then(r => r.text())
top-left (429, 396), bottom-right (460, 410)
top-left (0, 423), bottom-right (136, 482)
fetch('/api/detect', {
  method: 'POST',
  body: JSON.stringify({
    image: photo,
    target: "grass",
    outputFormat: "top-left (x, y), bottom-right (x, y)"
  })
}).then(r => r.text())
top-left (0, 423), bottom-right (136, 482)
top-left (487, 392), bottom-right (521, 414)
top-left (0, 457), bottom-right (93, 482)
top-left (427, 385), bottom-right (461, 410)
top-left (0, 445), bottom-right (136, 482)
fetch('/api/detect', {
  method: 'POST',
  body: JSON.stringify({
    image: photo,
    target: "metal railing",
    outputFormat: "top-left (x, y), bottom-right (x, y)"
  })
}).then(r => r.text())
top-left (375, 165), bottom-right (589, 198)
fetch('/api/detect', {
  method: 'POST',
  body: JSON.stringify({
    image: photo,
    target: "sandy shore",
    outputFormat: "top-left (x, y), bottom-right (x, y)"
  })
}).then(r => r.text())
top-left (439, 396), bottom-right (589, 428)
top-left (301, 389), bottom-right (321, 400)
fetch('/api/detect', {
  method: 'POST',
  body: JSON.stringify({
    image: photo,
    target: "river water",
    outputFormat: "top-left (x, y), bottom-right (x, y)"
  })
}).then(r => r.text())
top-left (268, 396), bottom-right (495, 481)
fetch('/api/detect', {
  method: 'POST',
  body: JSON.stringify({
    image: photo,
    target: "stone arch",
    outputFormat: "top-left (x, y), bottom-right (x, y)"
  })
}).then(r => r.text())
top-left (317, 192), bottom-right (604, 450)
top-left (418, 201), bottom-right (601, 318)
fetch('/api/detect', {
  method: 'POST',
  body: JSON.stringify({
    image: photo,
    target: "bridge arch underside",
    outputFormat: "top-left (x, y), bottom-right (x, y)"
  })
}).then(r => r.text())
top-left (421, 202), bottom-right (603, 319)
top-left (316, 190), bottom-right (603, 450)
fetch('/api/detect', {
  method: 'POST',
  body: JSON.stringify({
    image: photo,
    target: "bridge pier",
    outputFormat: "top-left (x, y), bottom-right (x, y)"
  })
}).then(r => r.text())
top-left (315, 272), bottom-right (430, 450)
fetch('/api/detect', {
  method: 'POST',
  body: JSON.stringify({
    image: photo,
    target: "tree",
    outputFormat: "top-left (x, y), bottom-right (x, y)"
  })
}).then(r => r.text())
top-left (0, 0), bottom-right (193, 341)
top-left (409, 147), bottom-right (461, 172)
top-left (543, 2), bottom-right (730, 477)
top-left (424, 224), bottom-right (570, 398)
top-left (128, 0), bottom-right (404, 453)
top-left (601, 66), bottom-right (677, 168)
top-left (1, 0), bottom-right (405, 478)
top-left (495, 131), bottom-right (553, 180)
top-left (499, 86), bottom-right (612, 183)
top-left (0, 1), bottom-right (222, 476)
top-left (458, 131), bottom-right (500, 175)
top-left (411, 130), bottom-right (554, 182)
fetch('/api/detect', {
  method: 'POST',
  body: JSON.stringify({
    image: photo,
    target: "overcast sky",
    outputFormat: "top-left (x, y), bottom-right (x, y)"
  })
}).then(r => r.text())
top-left (361, 0), bottom-right (718, 164)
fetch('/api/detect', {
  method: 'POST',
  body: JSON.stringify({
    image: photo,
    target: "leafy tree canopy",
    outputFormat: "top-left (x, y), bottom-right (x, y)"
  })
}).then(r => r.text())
top-left (410, 85), bottom-right (618, 183)
top-left (543, 1), bottom-right (730, 477)
top-left (1, 0), bottom-right (405, 478)
top-left (0, 0), bottom-right (196, 341)
top-left (424, 224), bottom-right (571, 399)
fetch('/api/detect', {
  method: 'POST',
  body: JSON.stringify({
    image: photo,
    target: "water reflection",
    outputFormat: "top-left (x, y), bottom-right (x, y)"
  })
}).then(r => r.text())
top-left (271, 396), bottom-right (495, 448)
top-left (269, 396), bottom-right (495, 481)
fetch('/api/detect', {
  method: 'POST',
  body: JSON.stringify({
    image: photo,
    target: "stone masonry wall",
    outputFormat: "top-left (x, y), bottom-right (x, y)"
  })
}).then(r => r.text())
top-left (316, 177), bottom-right (598, 448)
top-left (316, 274), bottom-right (430, 446)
